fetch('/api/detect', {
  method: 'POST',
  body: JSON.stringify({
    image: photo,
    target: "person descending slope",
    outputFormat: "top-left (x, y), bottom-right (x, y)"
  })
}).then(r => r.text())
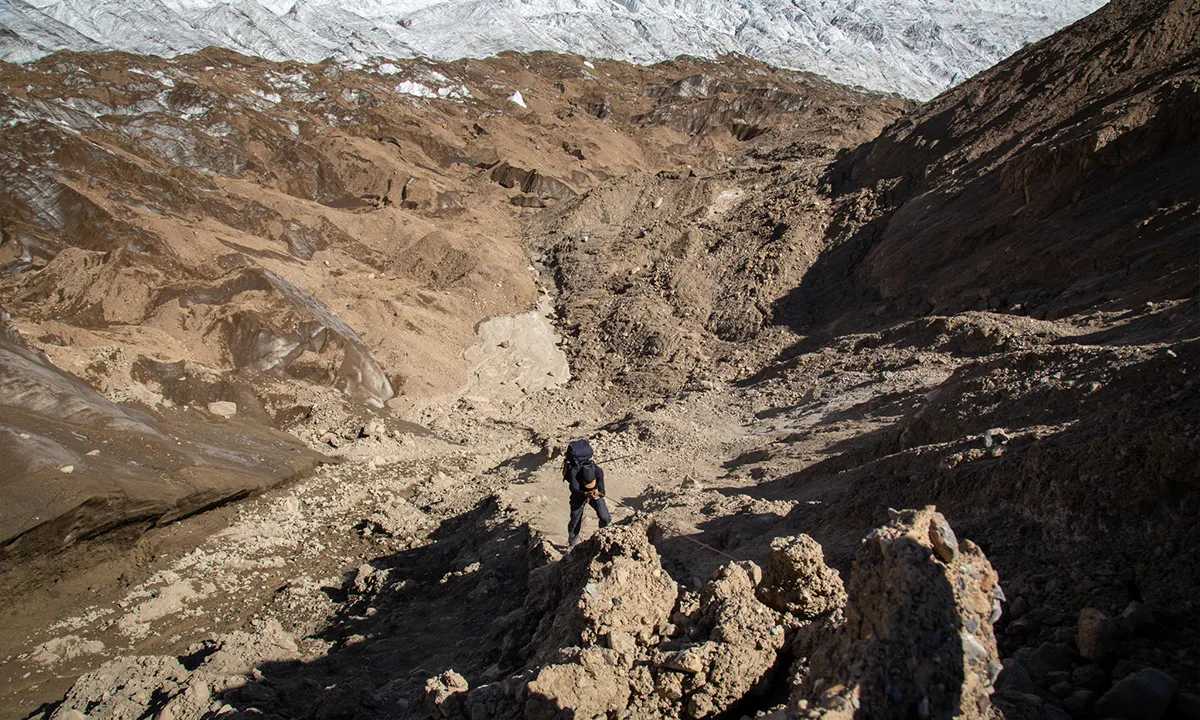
top-left (563, 438), bottom-right (611, 549)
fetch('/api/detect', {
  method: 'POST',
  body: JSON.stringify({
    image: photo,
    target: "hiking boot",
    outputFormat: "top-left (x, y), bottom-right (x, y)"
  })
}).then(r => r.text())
top-left (567, 536), bottom-right (580, 552)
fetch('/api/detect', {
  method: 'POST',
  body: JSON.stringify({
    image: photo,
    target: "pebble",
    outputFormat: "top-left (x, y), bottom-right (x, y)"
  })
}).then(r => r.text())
top-left (60, 465), bottom-right (74, 473)
top-left (983, 428), bottom-right (1009, 448)
top-left (86, 449), bottom-right (100, 456)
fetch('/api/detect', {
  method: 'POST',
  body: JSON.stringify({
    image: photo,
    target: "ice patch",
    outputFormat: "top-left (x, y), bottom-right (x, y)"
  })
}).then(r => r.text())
top-left (396, 80), bottom-right (436, 98)
top-left (437, 85), bottom-right (471, 100)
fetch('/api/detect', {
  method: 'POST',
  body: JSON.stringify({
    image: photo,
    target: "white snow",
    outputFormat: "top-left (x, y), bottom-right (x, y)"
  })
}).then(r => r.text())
top-left (395, 80), bottom-right (436, 98)
top-left (0, 0), bottom-right (1107, 99)
top-left (507, 90), bottom-right (526, 108)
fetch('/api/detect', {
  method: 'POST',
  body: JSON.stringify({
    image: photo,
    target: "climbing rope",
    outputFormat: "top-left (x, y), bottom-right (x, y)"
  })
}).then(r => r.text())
top-left (605, 495), bottom-right (743, 563)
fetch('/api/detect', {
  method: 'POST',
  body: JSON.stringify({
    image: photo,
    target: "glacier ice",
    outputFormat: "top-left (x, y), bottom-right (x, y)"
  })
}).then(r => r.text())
top-left (0, 0), bottom-right (1107, 99)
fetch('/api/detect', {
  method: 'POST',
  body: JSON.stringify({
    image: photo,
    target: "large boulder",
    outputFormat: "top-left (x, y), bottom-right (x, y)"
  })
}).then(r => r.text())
top-left (522, 516), bottom-right (678, 663)
top-left (757, 534), bottom-right (846, 619)
top-left (651, 561), bottom-right (785, 718)
top-left (794, 507), bottom-right (1003, 719)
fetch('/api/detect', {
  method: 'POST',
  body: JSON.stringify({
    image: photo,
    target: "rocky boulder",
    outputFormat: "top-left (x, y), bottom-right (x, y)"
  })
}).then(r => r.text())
top-left (648, 561), bottom-right (786, 718)
top-left (757, 534), bottom-right (846, 619)
top-left (522, 516), bottom-right (678, 664)
top-left (794, 507), bottom-right (1003, 719)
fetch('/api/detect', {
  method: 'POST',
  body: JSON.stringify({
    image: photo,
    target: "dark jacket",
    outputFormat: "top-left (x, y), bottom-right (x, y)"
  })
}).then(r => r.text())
top-left (565, 461), bottom-right (606, 496)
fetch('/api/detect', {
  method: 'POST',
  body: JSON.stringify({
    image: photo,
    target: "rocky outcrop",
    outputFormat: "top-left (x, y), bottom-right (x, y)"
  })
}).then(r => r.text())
top-left (423, 509), bottom-right (1000, 720)
top-left (757, 535), bottom-right (846, 619)
top-left (489, 162), bottom-right (576, 201)
top-left (0, 307), bottom-right (322, 569)
top-left (792, 506), bottom-right (1002, 719)
top-left (796, 0), bottom-right (1199, 328)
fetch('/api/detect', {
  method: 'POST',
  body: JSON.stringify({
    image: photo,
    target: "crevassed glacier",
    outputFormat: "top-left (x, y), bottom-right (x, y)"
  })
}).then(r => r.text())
top-left (1, 0), bottom-right (1107, 99)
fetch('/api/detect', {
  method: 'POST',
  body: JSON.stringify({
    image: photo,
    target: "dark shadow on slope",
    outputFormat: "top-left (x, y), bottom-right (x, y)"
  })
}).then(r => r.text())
top-left (1060, 297), bottom-right (1200, 348)
top-left (492, 446), bottom-right (552, 484)
top-left (766, 184), bottom-right (900, 341)
top-left (208, 497), bottom-right (543, 720)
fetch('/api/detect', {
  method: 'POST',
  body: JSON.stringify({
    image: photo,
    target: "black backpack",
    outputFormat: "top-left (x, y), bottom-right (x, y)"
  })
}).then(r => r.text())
top-left (566, 439), bottom-right (593, 466)
top-left (566, 439), bottom-right (598, 491)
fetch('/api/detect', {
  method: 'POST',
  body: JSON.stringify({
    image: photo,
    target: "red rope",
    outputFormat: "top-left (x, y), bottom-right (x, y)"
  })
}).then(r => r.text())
top-left (607, 496), bottom-right (742, 563)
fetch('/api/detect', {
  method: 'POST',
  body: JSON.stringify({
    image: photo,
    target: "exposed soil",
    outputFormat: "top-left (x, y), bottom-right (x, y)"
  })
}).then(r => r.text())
top-left (0, 0), bottom-right (1198, 718)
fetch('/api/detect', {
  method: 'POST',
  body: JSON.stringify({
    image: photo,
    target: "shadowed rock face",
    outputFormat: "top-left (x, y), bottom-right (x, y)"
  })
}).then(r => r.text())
top-left (0, 307), bottom-right (322, 569)
top-left (793, 507), bottom-right (1002, 719)
top-left (789, 0), bottom-right (1200, 329)
top-left (426, 511), bottom-right (998, 720)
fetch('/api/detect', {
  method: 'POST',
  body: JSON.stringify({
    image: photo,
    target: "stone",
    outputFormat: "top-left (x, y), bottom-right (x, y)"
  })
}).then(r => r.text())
top-left (928, 512), bottom-right (959, 562)
top-left (1062, 689), bottom-right (1095, 715)
top-left (1045, 671), bottom-right (1072, 687)
top-left (1007, 616), bottom-right (1037, 635)
top-left (60, 465), bottom-right (74, 473)
top-left (361, 420), bottom-right (386, 438)
top-left (1072, 664), bottom-right (1107, 691)
top-left (425, 670), bottom-right (469, 718)
top-left (996, 660), bottom-right (1037, 694)
top-left (1119, 601), bottom-right (1155, 634)
top-left (1014, 643), bottom-right (1076, 683)
top-left (1077, 608), bottom-right (1117, 662)
top-left (756, 535), bottom-right (846, 618)
top-left (1049, 681), bottom-right (1073, 698)
top-left (662, 647), bottom-right (706, 674)
top-left (603, 630), bottom-right (636, 656)
top-left (1094, 667), bottom-right (1178, 720)
top-left (1008, 595), bottom-right (1030, 619)
top-left (983, 428), bottom-right (1010, 448)
top-left (207, 401), bottom-right (237, 418)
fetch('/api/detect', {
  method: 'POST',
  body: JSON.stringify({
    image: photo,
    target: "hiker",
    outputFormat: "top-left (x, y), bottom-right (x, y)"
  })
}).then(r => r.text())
top-left (563, 438), bottom-right (611, 549)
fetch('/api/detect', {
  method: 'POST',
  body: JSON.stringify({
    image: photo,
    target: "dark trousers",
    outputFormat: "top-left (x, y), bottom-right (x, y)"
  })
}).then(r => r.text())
top-left (568, 492), bottom-right (611, 543)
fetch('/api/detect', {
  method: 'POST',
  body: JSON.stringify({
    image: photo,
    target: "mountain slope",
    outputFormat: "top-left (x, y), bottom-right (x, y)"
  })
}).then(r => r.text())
top-left (1, 0), bottom-right (1107, 99)
top-left (786, 0), bottom-right (1200, 330)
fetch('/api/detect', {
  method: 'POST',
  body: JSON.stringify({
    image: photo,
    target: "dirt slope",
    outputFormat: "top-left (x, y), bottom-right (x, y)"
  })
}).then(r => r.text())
top-left (797, 0), bottom-right (1200, 328)
top-left (0, 50), bottom-right (904, 572)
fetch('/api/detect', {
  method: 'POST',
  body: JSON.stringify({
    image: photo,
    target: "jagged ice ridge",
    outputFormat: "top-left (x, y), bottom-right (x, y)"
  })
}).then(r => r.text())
top-left (0, 0), bottom-right (1105, 99)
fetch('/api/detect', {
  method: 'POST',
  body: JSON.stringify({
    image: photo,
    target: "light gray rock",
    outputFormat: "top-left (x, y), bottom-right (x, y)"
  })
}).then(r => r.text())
top-left (207, 401), bottom-right (237, 418)
top-left (928, 512), bottom-right (959, 563)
